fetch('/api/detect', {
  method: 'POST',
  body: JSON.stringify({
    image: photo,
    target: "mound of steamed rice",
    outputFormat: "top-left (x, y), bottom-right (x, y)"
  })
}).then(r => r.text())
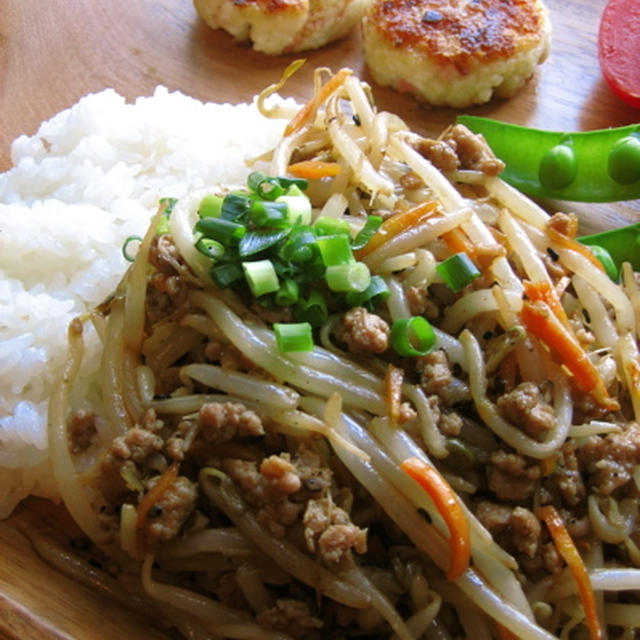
top-left (0, 87), bottom-right (294, 517)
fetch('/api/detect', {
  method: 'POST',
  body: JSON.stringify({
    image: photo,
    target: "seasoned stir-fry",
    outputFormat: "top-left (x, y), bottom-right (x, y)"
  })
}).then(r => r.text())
top-left (50, 68), bottom-right (640, 640)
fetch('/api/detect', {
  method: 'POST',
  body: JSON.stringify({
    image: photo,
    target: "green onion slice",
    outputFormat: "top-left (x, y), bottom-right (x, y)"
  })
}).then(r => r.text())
top-left (325, 262), bottom-right (371, 292)
top-left (345, 275), bottom-right (390, 309)
top-left (316, 234), bottom-right (354, 267)
top-left (274, 322), bottom-right (314, 352)
top-left (313, 216), bottom-right (351, 237)
top-left (247, 171), bottom-right (285, 201)
top-left (275, 279), bottom-right (300, 307)
top-left (221, 192), bottom-right (253, 220)
top-left (391, 316), bottom-right (436, 357)
top-left (122, 235), bottom-right (142, 262)
top-left (195, 237), bottom-right (225, 260)
top-left (351, 215), bottom-right (383, 250)
top-left (210, 262), bottom-right (244, 288)
top-left (295, 290), bottom-right (328, 327)
top-left (249, 200), bottom-right (290, 228)
top-left (436, 253), bottom-right (481, 293)
top-left (198, 193), bottom-right (223, 218)
top-left (195, 217), bottom-right (246, 245)
top-left (243, 259), bottom-right (280, 297)
top-left (239, 229), bottom-right (290, 258)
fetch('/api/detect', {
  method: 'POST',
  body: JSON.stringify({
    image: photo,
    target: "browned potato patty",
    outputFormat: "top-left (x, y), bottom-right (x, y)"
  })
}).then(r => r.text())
top-left (194, 0), bottom-right (372, 54)
top-left (362, 0), bottom-right (551, 108)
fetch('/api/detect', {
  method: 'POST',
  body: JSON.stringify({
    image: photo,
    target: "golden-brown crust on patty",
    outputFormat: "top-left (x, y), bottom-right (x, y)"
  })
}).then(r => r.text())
top-left (368, 0), bottom-right (547, 74)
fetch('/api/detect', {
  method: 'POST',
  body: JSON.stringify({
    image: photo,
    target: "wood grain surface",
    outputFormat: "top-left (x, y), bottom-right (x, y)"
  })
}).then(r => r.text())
top-left (0, 0), bottom-right (639, 638)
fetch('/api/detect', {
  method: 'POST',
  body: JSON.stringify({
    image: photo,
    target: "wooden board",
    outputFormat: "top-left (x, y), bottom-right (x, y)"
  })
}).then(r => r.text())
top-left (0, 0), bottom-right (639, 637)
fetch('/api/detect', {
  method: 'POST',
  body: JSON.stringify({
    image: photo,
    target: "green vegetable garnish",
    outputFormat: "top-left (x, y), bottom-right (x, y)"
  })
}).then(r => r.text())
top-left (391, 316), bottom-right (437, 357)
top-left (457, 115), bottom-right (640, 202)
top-left (436, 253), bottom-right (481, 292)
top-left (274, 322), bottom-right (314, 352)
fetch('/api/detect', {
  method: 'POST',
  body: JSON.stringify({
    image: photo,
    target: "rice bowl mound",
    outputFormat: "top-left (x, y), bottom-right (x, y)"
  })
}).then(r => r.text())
top-left (0, 87), bottom-right (295, 517)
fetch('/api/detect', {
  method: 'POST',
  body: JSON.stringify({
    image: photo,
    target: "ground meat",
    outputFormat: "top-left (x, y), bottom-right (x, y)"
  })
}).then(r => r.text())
top-left (496, 382), bottom-right (556, 440)
top-left (198, 402), bottom-right (265, 445)
top-left (474, 243), bottom-right (508, 273)
top-left (67, 410), bottom-right (97, 454)
top-left (399, 169), bottom-right (427, 190)
top-left (511, 506), bottom-right (541, 559)
top-left (256, 501), bottom-right (304, 538)
top-left (406, 285), bottom-right (440, 319)
top-left (475, 502), bottom-right (540, 559)
top-left (303, 497), bottom-right (367, 566)
top-left (578, 423), bottom-right (640, 496)
top-left (294, 444), bottom-right (333, 497)
top-left (416, 350), bottom-right (470, 406)
top-left (256, 600), bottom-right (323, 637)
top-left (111, 427), bottom-right (165, 463)
top-left (547, 211), bottom-right (578, 239)
top-left (334, 307), bottom-right (389, 355)
top-left (142, 475), bottom-right (198, 544)
top-left (552, 441), bottom-right (586, 506)
top-left (415, 138), bottom-right (460, 173)
top-left (487, 450), bottom-right (540, 501)
top-left (442, 125), bottom-right (505, 176)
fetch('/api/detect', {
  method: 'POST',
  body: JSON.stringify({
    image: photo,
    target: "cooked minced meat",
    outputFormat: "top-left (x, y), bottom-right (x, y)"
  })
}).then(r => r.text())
top-left (487, 450), bottom-right (540, 501)
top-left (256, 600), bottom-right (324, 637)
top-left (141, 474), bottom-right (198, 544)
top-left (335, 307), bottom-right (390, 354)
top-left (496, 382), bottom-right (556, 439)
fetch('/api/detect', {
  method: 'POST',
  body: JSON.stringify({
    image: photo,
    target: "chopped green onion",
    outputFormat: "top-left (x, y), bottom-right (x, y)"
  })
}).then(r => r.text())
top-left (274, 322), bottom-right (314, 352)
top-left (195, 217), bottom-right (246, 245)
top-left (313, 216), bottom-right (351, 237)
top-left (195, 237), bottom-right (225, 260)
top-left (278, 176), bottom-right (308, 191)
top-left (316, 235), bottom-right (354, 267)
top-left (159, 197), bottom-right (177, 214)
top-left (275, 279), bottom-right (300, 307)
top-left (436, 253), bottom-right (481, 293)
top-left (243, 259), bottom-right (280, 297)
top-left (345, 275), bottom-right (390, 309)
top-left (391, 316), bottom-right (436, 357)
top-left (249, 200), bottom-right (290, 228)
top-left (221, 192), bottom-right (253, 220)
top-left (210, 262), bottom-right (244, 288)
top-left (277, 194), bottom-right (312, 225)
top-left (279, 228), bottom-right (317, 263)
top-left (352, 215), bottom-right (383, 250)
top-left (156, 197), bottom-right (177, 235)
top-left (239, 229), bottom-right (290, 258)
top-left (248, 171), bottom-right (285, 201)
top-left (122, 235), bottom-right (142, 262)
top-left (198, 193), bottom-right (223, 218)
top-left (325, 262), bottom-right (371, 292)
top-left (295, 290), bottom-right (328, 327)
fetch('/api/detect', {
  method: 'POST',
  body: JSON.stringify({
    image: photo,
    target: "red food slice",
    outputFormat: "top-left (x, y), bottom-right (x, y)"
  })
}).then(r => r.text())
top-left (598, 0), bottom-right (640, 108)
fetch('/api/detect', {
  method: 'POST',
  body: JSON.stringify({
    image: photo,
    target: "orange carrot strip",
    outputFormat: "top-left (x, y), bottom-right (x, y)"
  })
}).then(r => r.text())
top-left (538, 505), bottom-right (603, 640)
top-left (284, 68), bottom-right (352, 137)
top-left (354, 201), bottom-right (440, 259)
top-left (401, 457), bottom-right (470, 581)
top-left (443, 228), bottom-right (476, 261)
top-left (521, 300), bottom-right (619, 411)
top-left (385, 364), bottom-right (404, 428)
top-left (136, 462), bottom-right (179, 551)
top-left (523, 280), bottom-right (571, 327)
top-left (287, 160), bottom-right (342, 180)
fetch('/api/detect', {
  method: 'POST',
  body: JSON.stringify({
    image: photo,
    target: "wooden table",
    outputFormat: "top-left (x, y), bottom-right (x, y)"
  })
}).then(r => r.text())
top-left (0, 0), bottom-right (639, 637)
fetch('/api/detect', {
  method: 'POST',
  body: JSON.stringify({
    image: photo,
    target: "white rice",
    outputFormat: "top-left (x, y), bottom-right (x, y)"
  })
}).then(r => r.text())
top-left (0, 86), bottom-right (295, 516)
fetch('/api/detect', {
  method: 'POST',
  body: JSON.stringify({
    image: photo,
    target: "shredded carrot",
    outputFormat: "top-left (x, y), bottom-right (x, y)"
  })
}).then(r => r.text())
top-left (287, 160), bottom-right (342, 180)
top-left (538, 505), bottom-right (603, 640)
top-left (385, 364), bottom-right (404, 428)
top-left (284, 68), bottom-right (353, 137)
top-left (523, 280), bottom-right (571, 328)
top-left (442, 228), bottom-right (476, 261)
top-left (520, 300), bottom-right (619, 411)
top-left (354, 201), bottom-right (440, 259)
top-left (400, 457), bottom-right (470, 581)
top-left (136, 462), bottom-right (179, 552)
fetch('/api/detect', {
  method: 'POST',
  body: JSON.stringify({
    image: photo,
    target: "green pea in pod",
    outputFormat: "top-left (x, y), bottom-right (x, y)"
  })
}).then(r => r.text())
top-left (538, 139), bottom-right (578, 191)
top-left (608, 134), bottom-right (640, 185)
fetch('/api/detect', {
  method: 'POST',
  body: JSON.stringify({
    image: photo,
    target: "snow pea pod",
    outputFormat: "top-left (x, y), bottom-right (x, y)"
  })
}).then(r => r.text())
top-left (578, 221), bottom-right (640, 281)
top-left (456, 115), bottom-right (640, 202)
